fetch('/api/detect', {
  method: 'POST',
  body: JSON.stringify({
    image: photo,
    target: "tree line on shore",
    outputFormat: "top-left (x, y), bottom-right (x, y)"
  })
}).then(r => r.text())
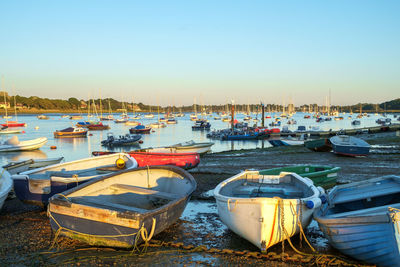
top-left (1, 93), bottom-right (399, 113)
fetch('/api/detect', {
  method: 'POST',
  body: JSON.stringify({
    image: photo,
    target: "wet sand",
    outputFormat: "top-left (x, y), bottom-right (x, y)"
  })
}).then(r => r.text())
top-left (1, 132), bottom-right (398, 266)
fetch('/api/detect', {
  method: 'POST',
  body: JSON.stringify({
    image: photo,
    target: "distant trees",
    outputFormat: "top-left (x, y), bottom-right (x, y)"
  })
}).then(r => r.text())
top-left (68, 98), bottom-right (80, 109)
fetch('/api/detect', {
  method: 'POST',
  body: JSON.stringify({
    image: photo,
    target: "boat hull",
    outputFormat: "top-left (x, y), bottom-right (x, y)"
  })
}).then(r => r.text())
top-left (49, 195), bottom-right (190, 248)
top-left (331, 143), bottom-right (370, 157)
top-left (0, 137), bottom-right (47, 152)
top-left (129, 152), bottom-right (200, 169)
top-left (330, 135), bottom-right (370, 157)
top-left (129, 128), bottom-right (151, 134)
top-left (1, 122), bottom-right (26, 127)
top-left (87, 125), bottom-right (110, 130)
top-left (215, 197), bottom-right (314, 251)
top-left (315, 208), bottom-right (400, 266)
top-left (0, 169), bottom-right (13, 210)
top-left (214, 172), bottom-right (322, 251)
top-left (54, 131), bottom-right (88, 138)
top-left (12, 153), bottom-right (137, 205)
top-left (304, 139), bottom-right (332, 152)
top-left (48, 166), bottom-right (196, 248)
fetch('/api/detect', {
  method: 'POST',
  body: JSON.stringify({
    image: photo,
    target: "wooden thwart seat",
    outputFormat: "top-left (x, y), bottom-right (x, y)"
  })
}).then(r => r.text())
top-left (71, 196), bottom-right (148, 213)
top-left (110, 184), bottom-right (180, 200)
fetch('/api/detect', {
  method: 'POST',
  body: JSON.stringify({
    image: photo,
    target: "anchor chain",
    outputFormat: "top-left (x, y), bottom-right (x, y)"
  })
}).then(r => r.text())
top-left (144, 239), bottom-right (372, 266)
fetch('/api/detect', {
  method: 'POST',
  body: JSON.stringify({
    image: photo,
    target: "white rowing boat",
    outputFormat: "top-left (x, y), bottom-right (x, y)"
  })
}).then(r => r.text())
top-left (214, 171), bottom-right (323, 251)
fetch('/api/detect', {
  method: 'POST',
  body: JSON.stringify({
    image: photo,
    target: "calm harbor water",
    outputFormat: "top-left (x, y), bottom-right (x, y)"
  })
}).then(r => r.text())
top-left (0, 112), bottom-right (396, 166)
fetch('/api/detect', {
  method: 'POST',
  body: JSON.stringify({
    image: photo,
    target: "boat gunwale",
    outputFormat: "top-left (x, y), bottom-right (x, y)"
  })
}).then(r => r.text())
top-left (214, 171), bottom-right (321, 202)
top-left (314, 175), bottom-right (400, 225)
top-left (12, 153), bottom-right (137, 178)
top-left (48, 165), bottom-right (197, 220)
top-left (259, 165), bottom-right (341, 179)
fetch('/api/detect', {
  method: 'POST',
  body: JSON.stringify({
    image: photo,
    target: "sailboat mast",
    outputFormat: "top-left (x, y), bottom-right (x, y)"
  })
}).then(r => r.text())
top-left (3, 91), bottom-right (8, 123)
top-left (13, 90), bottom-right (17, 122)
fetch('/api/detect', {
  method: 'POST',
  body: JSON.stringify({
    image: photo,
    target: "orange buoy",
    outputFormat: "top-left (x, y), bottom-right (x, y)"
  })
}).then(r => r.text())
top-left (89, 133), bottom-right (93, 136)
top-left (22, 131), bottom-right (26, 133)
top-left (138, 140), bottom-right (143, 144)
top-left (50, 146), bottom-right (57, 149)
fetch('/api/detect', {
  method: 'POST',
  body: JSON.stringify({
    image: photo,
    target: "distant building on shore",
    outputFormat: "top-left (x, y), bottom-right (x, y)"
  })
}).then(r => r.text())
top-left (0, 102), bottom-right (10, 109)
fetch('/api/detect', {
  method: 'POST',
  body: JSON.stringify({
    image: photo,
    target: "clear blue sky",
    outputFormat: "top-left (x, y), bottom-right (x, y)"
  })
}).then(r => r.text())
top-left (0, 0), bottom-right (399, 106)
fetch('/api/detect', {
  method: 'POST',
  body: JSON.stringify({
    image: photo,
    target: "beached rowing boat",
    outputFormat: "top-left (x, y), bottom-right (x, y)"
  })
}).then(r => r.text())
top-left (48, 165), bottom-right (197, 248)
top-left (12, 153), bottom-right (137, 205)
top-left (214, 171), bottom-right (323, 251)
top-left (314, 176), bottom-right (400, 266)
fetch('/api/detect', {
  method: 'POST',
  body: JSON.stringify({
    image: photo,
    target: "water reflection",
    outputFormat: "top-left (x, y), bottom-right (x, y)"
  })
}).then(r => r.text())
top-left (0, 150), bottom-right (48, 162)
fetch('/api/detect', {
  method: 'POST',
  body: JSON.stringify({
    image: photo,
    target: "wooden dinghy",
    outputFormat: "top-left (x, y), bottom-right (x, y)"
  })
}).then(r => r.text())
top-left (48, 165), bottom-right (196, 248)
top-left (12, 153), bottom-right (137, 206)
top-left (214, 171), bottom-right (323, 251)
top-left (314, 176), bottom-right (400, 267)
top-left (0, 168), bottom-right (13, 210)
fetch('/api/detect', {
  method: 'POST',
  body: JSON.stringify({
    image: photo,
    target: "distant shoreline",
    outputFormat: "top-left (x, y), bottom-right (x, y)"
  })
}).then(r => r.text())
top-left (0, 109), bottom-right (399, 115)
top-left (0, 109), bottom-right (149, 115)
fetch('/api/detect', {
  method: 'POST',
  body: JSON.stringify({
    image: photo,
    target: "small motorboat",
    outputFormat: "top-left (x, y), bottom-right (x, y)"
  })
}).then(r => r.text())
top-left (99, 115), bottom-right (114, 121)
top-left (0, 126), bottom-right (22, 135)
top-left (76, 121), bottom-right (92, 128)
top-left (48, 165), bottom-right (196, 248)
top-left (87, 122), bottom-right (110, 130)
top-left (0, 136), bottom-right (47, 152)
top-left (125, 121), bottom-right (141, 126)
top-left (3, 157), bottom-right (64, 175)
top-left (214, 171), bottom-right (323, 251)
top-left (69, 115), bottom-right (83, 120)
top-left (54, 127), bottom-right (88, 138)
top-left (12, 153), bottom-right (137, 205)
top-left (101, 133), bottom-right (141, 147)
top-left (314, 176), bottom-right (400, 266)
top-left (144, 113), bottom-right (154, 118)
top-left (129, 125), bottom-right (151, 134)
top-left (330, 135), bottom-right (370, 157)
top-left (149, 122), bottom-right (166, 128)
top-left (114, 118), bottom-right (128, 123)
top-left (222, 132), bottom-right (262, 141)
top-left (0, 168), bottom-right (13, 210)
top-left (166, 118), bottom-right (177, 124)
top-left (37, 115), bottom-right (50, 120)
top-left (351, 120), bottom-right (361, 126)
top-left (192, 120), bottom-right (211, 130)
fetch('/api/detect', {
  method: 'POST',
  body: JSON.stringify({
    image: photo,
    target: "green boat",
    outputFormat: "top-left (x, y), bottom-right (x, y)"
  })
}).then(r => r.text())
top-left (304, 138), bottom-right (332, 152)
top-left (259, 165), bottom-right (340, 189)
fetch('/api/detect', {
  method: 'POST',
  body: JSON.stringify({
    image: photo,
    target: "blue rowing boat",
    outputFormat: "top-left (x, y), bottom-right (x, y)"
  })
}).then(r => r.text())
top-left (329, 135), bottom-right (370, 157)
top-left (314, 176), bottom-right (400, 266)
